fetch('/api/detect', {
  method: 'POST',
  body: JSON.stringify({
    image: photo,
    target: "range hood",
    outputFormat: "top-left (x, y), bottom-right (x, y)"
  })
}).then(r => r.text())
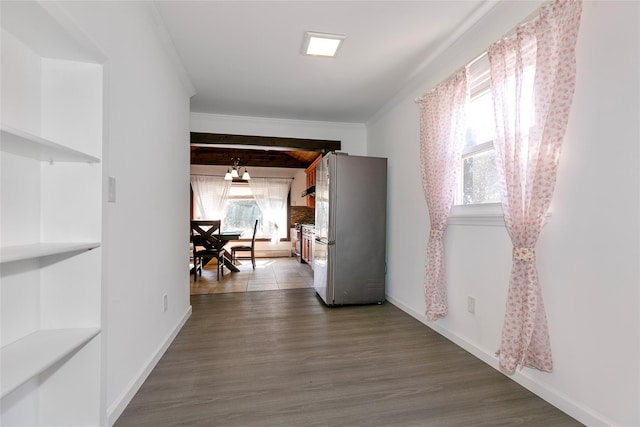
top-left (301, 185), bottom-right (315, 197)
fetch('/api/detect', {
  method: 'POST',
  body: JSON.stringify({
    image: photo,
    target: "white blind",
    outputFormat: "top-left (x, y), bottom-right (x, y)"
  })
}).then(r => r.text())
top-left (468, 53), bottom-right (490, 100)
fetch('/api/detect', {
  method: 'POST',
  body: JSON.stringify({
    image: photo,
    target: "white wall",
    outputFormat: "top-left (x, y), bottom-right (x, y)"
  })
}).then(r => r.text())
top-left (367, 2), bottom-right (639, 426)
top-left (191, 112), bottom-right (368, 156)
top-left (53, 3), bottom-right (194, 425)
top-left (0, 31), bottom-right (42, 247)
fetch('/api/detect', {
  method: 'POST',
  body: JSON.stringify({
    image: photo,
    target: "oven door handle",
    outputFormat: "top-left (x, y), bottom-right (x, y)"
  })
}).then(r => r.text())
top-left (315, 237), bottom-right (335, 246)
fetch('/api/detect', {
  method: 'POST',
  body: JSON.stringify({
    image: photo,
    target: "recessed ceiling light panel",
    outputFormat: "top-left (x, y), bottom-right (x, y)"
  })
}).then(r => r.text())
top-left (302, 31), bottom-right (346, 57)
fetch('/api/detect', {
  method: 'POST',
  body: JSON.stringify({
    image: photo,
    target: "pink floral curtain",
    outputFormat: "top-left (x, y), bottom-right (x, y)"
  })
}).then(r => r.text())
top-left (416, 68), bottom-right (469, 321)
top-left (489, 0), bottom-right (582, 373)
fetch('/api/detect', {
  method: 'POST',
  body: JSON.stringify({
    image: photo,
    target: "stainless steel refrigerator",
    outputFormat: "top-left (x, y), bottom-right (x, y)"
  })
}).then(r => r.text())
top-left (313, 152), bottom-right (387, 306)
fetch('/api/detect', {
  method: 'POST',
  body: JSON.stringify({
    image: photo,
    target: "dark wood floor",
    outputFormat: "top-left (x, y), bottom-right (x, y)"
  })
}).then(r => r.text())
top-left (115, 289), bottom-right (582, 427)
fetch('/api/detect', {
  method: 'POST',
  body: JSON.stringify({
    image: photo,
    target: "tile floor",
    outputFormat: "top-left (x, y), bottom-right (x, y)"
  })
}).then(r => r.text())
top-left (190, 257), bottom-right (314, 295)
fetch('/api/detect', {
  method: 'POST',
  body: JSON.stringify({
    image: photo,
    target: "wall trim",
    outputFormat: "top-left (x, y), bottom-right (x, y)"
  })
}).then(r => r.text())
top-left (254, 250), bottom-right (292, 258)
top-left (106, 305), bottom-right (192, 426)
top-left (385, 294), bottom-right (620, 427)
top-left (190, 112), bottom-right (366, 132)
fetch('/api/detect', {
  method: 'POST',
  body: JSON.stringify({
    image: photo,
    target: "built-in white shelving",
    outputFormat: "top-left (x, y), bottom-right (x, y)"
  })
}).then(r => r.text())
top-left (1, 1), bottom-right (104, 425)
top-left (0, 242), bottom-right (100, 264)
top-left (1, 125), bottom-right (100, 163)
top-left (0, 328), bottom-right (100, 398)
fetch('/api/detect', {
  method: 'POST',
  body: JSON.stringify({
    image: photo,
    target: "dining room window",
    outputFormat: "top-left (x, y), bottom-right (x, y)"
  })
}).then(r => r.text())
top-left (222, 182), bottom-right (262, 237)
top-left (222, 181), bottom-right (290, 239)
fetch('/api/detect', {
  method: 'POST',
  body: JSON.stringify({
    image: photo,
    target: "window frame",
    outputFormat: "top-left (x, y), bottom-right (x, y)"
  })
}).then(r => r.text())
top-left (455, 53), bottom-right (501, 208)
top-left (450, 53), bottom-right (551, 227)
top-left (452, 53), bottom-right (504, 223)
top-left (222, 181), bottom-right (291, 241)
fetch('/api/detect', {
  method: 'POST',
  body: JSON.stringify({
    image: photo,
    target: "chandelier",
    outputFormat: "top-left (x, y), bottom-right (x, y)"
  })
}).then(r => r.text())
top-left (224, 157), bottom-right (250, 181)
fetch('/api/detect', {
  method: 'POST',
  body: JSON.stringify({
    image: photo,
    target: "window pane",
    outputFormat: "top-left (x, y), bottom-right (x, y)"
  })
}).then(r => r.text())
top-left (221, 182), bottom-right (289, 239)
top-left (462, 149), bottom-right (501, 205)
top-left (465, 91), bottom-right (495, 149)
top-left (222, 199), bottom-right (262, 237)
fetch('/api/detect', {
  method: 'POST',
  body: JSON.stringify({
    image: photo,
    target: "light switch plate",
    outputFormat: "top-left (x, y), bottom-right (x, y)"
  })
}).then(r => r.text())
top-left (108, 176), bottom-right (116, 203)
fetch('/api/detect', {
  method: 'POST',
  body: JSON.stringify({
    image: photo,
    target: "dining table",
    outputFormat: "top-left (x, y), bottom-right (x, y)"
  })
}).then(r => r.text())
top-left (191, 222), bottom-right (243, 274)
top-left (217, 231), bottom-right (242, 272)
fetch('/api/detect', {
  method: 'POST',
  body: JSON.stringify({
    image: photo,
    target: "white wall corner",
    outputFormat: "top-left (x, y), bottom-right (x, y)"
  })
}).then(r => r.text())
top-left (106, 305), bottom-right (192, 426)
top-left (145, 2), bottom-right (196, 97)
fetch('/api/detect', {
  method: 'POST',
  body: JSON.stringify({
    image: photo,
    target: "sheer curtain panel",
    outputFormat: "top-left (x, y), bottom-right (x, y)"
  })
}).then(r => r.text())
top-left (416, 68), bottom-right (469, 321)
top-left (489, 0), bottom-right (582, 373)
top-left (249, 178), bottom-right (291, 243)
top-left (190, 175), bottom-right (231, 219)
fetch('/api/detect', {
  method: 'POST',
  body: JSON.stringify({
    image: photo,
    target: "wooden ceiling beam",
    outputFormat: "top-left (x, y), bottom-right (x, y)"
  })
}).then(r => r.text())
top-left (190, 132), bottom-right (341, 152)
top-left (190, 132), bottom-right (339, 168)
top-left (191, 147), bottom-right (312, 168)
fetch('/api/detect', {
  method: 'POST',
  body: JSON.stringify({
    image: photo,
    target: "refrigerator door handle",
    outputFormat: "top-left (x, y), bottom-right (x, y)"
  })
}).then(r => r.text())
top-left (315, 237), bottom-right (335, 246)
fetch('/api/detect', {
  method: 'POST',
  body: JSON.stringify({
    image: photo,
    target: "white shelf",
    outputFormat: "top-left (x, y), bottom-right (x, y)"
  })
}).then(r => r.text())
top-left (1, 1), bottom-right (104, 423)
top-left (0, 242), bottom-right (100, 264)
top-left (1, 125), bottom-right (100, 163)
top-left (1, 328), bottom-right (101, 398)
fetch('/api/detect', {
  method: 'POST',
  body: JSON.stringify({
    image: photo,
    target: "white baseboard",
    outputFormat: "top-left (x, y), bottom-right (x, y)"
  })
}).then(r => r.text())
top-left (385, 294), bottom-right (619, 427)
top-left (106, 305), bottom-right (192, 426)
top-left (254, 250), bottom-right (291, 258)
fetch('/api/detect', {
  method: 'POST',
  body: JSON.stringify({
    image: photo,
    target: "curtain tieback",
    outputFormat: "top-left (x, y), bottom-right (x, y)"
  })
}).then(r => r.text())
top-left (513, 247), bottom-right (535, 262)
top-left (430, 228), bottom-right (444, 239)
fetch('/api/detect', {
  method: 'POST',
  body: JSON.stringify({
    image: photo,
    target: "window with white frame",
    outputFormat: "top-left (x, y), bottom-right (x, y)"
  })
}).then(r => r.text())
top-left (457, 54), bottom-right (500, 205)
top-left (456, 53), bottom-right (536, 206)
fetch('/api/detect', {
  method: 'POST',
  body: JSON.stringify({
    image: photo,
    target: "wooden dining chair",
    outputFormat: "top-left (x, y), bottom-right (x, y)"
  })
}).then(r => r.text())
top-left (230, 219), bottom-right (258, 269)
top-left (191, 220), bottom-right (225, 280)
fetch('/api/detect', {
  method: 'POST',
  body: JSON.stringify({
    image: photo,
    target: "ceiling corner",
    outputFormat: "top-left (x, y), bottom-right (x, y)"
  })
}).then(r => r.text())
top-left (146, 1), bottom-right (196, 97)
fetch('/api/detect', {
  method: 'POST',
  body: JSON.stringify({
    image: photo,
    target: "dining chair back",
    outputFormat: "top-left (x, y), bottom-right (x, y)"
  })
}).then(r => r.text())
top-left (231, 219), bottom-right (258, 269)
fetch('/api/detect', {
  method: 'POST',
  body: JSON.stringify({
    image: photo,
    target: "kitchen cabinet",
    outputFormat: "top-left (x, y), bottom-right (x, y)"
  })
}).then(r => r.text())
top-left (305, 155), bottom-right (322, 208)
top-left (301, 225), bottom-right (314, 268)
top-left (1, 2), bottom-right (104, 425)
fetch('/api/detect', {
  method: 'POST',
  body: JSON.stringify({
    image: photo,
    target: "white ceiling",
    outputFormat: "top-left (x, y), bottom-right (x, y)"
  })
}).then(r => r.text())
top-left (155, 1), bottom-right (490, 124)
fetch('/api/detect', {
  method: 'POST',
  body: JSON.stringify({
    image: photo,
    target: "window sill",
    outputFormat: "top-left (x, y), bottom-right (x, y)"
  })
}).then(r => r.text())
top-left (449, 203), bottom-right (505, 226)
top-left (449, 203), bottom-right (551, 227)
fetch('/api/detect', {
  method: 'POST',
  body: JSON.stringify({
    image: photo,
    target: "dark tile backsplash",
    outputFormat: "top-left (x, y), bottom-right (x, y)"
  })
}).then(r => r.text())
top-left (291, 206), bottom-right (315, 225)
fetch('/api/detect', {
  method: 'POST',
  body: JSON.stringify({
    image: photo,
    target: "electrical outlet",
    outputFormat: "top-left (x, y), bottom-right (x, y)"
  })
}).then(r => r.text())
top-left (467, 296), bottom-right (475, 314)
top-left (163, 294), bottom-right (168, 312)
